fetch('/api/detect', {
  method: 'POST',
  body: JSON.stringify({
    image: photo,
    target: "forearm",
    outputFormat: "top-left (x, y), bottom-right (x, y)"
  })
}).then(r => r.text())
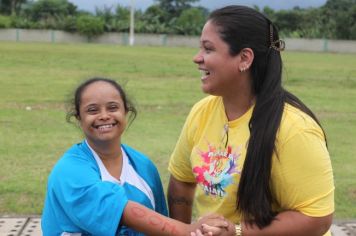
top-left (167, 175), bottom-right (196, 223)
top-left (241, 211), bottom-right (333, 236)
top-left (121, 201), bottom-right (193, 236)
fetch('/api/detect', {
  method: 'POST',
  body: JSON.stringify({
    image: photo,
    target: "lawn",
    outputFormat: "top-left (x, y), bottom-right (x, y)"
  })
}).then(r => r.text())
top-left (0, 41), bottom-right (355, 219)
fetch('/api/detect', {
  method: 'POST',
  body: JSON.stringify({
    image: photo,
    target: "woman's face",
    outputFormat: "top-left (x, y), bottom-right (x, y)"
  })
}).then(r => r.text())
top-left (193, 20), bottom-right (242, 96)
top-left (78, 81), bottom-right (127, 146)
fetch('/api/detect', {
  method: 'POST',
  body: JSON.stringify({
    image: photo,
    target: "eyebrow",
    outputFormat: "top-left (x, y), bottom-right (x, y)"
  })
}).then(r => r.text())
top-left (201, 39), bottom-right (211, 44)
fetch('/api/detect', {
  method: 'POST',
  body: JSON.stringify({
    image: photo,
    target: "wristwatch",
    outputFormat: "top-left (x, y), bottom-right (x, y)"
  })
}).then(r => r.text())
top-left (235, 223), bottom-right (242, 236)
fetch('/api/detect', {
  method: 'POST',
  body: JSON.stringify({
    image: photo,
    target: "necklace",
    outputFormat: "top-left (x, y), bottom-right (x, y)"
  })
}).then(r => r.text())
top-left (221, 123), bottom-right (229, 148)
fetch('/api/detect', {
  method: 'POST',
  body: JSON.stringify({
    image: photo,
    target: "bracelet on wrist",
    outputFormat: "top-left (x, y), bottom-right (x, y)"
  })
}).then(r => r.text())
top-left (235, 223), bottom-right (242, 236)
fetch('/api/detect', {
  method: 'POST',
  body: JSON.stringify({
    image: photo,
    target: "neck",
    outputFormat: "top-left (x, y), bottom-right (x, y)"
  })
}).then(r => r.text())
top-left (220, 73), bottom-right (255, 121)
top-left (222, 92), bottom-right (255, 121)
top-left (87, 139), bottom-right (122, 160)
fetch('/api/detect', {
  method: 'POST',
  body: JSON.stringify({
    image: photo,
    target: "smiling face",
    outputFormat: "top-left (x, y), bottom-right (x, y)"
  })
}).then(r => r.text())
top-left (193, 20), bottom-right (242, 96)
top-left (78, 81), bottom-right (127, 146)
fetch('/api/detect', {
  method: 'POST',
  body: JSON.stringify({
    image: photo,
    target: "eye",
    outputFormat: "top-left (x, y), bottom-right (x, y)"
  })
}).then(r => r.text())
top-left (204, 46), bottom-right (213, 53)
top-left (108, 103), bottom-right (119, 111)
top-left (83, 104), bottom-right (99, 114)
top-left (87, 107), bottom-right (98, 114)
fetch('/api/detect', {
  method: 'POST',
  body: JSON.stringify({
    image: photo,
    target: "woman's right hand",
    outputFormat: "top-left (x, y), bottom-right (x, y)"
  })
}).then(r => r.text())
top-left (189, 214), bottom-right (232, 236)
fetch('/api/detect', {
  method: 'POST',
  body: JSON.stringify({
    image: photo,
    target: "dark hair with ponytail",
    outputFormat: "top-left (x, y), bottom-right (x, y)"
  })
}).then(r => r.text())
top-left (208, 5), bottom-right (326, 228)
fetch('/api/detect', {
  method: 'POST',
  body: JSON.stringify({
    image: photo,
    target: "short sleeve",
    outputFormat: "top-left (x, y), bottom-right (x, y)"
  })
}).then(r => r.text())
top-left (168, 109), bottom-right (197, 183)
top-left (271, 129), bottom-right (335, 217)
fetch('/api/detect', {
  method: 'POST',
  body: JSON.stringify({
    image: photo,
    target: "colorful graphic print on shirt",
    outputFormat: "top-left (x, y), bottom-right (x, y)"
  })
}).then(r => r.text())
top-left (193, 143), bottom-right (241, 198)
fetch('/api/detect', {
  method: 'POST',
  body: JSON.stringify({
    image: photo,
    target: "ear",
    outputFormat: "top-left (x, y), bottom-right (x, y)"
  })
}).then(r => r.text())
top-left (238, 48), bottom-right (254, 72)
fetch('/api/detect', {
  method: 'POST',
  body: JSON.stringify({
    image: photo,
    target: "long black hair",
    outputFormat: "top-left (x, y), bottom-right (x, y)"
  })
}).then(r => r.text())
top-left (208, 6), bottom-right (326, 228)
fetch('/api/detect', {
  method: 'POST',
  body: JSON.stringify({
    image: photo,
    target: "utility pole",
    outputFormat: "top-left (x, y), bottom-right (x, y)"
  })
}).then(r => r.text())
top-left (129, 0), bottom-right (135, 46)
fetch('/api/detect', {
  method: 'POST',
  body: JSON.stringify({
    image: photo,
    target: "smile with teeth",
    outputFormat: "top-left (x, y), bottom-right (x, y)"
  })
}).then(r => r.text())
top-left (200, 69), bottom-right (210, 80)
top-left (94, 123), bottom-right (117, 131)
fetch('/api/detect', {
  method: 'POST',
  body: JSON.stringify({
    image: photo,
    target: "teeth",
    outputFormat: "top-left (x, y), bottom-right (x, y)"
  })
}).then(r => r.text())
top-left (200, 70), bottom-right (210, 76)
top-left (98, 124), bottom-right (113, 130)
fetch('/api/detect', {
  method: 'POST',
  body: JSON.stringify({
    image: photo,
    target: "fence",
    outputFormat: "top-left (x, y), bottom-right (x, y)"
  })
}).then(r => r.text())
top-left (1, 28), bottom-right (356, 53)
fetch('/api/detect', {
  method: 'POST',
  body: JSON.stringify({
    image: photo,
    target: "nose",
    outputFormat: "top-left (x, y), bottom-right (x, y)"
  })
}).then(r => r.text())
top-left (99, 109), bottom-right (110, 120)
top-left (193, 51), bottom-right (203, 64)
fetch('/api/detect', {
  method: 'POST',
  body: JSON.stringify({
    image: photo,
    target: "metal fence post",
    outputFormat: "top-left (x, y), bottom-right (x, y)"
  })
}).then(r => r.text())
top-left (16, 28), bottom-right (20, 42)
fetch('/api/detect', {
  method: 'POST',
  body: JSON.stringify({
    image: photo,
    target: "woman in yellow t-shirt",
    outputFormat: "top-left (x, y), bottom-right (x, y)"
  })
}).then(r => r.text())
top-left (168, 5), bottom-right (334, 236)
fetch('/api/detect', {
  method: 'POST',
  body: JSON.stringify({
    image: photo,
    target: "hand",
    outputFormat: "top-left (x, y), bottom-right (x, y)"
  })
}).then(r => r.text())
top-left (189, 214), bottom-right (231, 236)
top-left (200, 222), bottom-right (235, 236)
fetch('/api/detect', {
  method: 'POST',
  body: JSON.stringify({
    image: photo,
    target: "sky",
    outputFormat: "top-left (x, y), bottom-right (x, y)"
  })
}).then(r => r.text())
top-left (68, 0), bottom-right (328, 12)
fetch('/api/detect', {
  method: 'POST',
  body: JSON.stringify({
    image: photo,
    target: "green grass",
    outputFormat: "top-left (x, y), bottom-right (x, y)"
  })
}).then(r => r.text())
top-left (0, 42), bottom-right (355, 219)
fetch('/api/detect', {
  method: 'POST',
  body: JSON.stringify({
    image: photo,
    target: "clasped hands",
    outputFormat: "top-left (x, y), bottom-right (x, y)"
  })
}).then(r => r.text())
top-left (190, 214), bottom-right (236, 236)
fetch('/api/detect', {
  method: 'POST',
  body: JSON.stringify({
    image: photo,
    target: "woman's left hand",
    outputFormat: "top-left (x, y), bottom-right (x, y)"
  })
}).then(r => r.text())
top-left (191, 214), bottom-right (235, 236)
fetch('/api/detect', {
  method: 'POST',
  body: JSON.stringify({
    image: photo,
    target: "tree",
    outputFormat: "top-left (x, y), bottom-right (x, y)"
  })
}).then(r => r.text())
top-left (21, 0), bottom-right (77, 29)
top-left (175, 7), bottom-right (207, 35)
top-left (28, 0), bottom-right (77, 21)
top-left (0, 0), bottom-right (27, 16)
top-left (262, 6), bottom-right (276, 22)
top-left (95, 5), bottom-right (115, 32)
top-left (154, 0), bottom-right (199, 21)
top-left (321, 0), bottom-right (356, 39)
top-left (138, 5), bottom-right (172, 34)
top-left (76, 14), bottom-right (104, 40)
top-left (274, 9), bottom-right (302, 36)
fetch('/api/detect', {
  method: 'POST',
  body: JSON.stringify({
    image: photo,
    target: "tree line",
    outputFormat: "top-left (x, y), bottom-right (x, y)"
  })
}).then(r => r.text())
top-left (0, 0), bottom-right (355, 40)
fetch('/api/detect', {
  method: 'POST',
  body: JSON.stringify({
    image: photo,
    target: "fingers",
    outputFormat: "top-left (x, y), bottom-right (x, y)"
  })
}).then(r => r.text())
top-left (202, 219), bottom-right (229, 228)
top-left (192, 228), bottom-right (211, 236)
top-left (202, 223), bottom-right (226, 234)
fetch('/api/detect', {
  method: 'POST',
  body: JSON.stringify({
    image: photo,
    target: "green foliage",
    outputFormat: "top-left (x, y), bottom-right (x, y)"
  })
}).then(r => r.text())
top-left (13, 0), bottom-right (78, 29)
top-left (95, 4), bottom-right (132, 32)
top-left (136, 5), bottom-right (172, 34)
top-left (76, 14), bottom-right (104, 38)
top-left (10, 15), bottom-right (37, 28)
top-left (1, 0), bottom-right (355, 38)
top-left (28, 0), bottom-right (76, 21)
top-left (95, 5), bottom-right (115, 32)
top-left (175, 7), bottom-right (207, 35)
top-left (0, 0), bottom-right (27, 16)
top-left (0, 14), bottom-right (11, 28)
top-left (61, 15), bottom-right (77, 32)
top-left (113, 4), bottom-right (130, 32)
top-left (262, 0), bottom-right (356, 39)
top-left (320, 0), bottom-right (356, 39)
top-left (155, 0), bottom-right (199, 19)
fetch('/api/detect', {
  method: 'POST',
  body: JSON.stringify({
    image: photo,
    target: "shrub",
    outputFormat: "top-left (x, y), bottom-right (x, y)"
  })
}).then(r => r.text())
top-left (0, 15), bottom-right (11, 28)
top-left (76, 15), bottom-right (104, 39)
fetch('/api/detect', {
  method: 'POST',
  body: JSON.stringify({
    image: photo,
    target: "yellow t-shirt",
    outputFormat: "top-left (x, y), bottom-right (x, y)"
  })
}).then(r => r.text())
top-left (168, 95), bottom-right (334, 234)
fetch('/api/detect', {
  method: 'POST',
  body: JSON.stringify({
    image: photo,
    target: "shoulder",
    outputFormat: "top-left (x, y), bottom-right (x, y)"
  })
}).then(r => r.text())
top-left (122, 144), bottom-right (156, 168)
top-left (278, 104), bottom-right (325, 144)
top-left (50, 141), bottom-right (98, 178)
top-left (57, 141), bottom-right (94, 165)
top-left (191, 95), bottom-right (221, 113)
top-left (187, 95), bottom-right (221, 122)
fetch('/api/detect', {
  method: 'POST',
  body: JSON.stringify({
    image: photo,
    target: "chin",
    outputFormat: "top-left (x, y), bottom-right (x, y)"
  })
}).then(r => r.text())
top-left (201, 86), bottom-right (216, 96)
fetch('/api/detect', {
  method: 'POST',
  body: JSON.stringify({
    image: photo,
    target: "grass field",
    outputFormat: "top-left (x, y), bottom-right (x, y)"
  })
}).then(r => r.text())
top-left (0, 41), bottom-right (355, 219)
